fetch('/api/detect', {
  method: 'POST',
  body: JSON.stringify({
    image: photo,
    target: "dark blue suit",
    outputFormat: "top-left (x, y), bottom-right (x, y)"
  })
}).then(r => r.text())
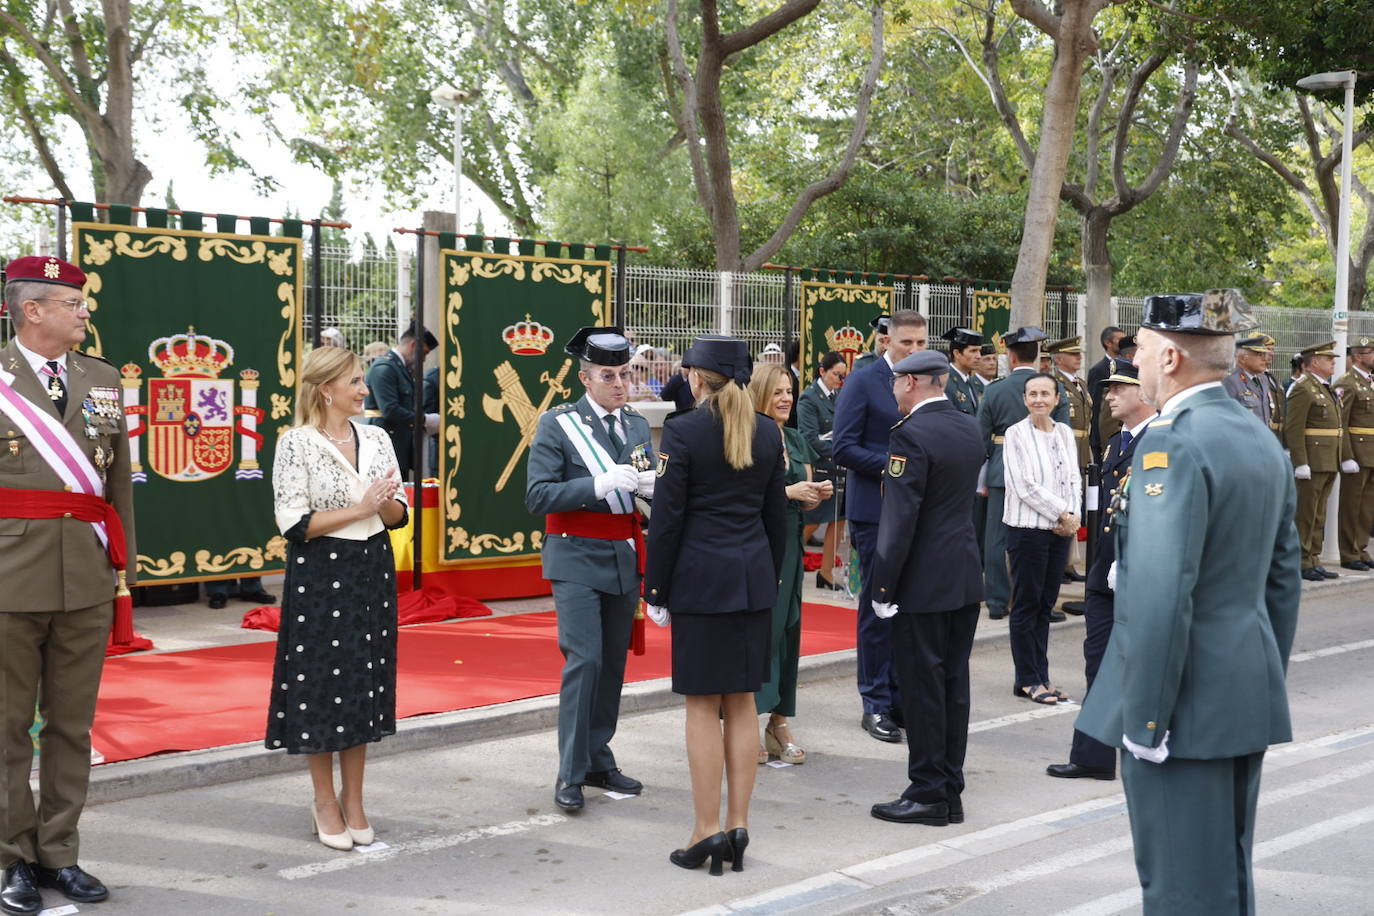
top-left (833, 356), bottom-right (902, 714)
top-left (871, 400), bottom-right (985, 805)
top-left (1070, 422), bottom-right (1143, 773)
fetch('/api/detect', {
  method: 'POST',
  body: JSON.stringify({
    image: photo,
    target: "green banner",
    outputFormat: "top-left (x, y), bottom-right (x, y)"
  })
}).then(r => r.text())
top-left (72, 223), bottom-right (303, 583)
top-left (439, 251), bottom-right (612, 564)
top-left (799, 280), bottom-right (893, 380)
top-left (972, 289), bottom-right (1012, 350)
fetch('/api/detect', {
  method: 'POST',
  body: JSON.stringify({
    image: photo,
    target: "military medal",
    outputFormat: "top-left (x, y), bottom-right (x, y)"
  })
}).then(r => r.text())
top-left (629, 443), bottom-right (652, 472)
top-left (7, 440), bottom-right (17, 457)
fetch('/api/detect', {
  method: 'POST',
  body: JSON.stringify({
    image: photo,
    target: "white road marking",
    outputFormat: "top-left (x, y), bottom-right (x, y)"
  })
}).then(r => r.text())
top-left (1289, 638), bottom-right (1374, 663)
top-left (277, 813), bottom-right (567, 880)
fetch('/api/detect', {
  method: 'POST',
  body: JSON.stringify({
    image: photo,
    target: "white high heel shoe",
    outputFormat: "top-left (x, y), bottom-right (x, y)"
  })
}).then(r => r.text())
top-left (340, 803), bottom-right (374, 846)
top-left (311, 799), bottom-right (353, 851)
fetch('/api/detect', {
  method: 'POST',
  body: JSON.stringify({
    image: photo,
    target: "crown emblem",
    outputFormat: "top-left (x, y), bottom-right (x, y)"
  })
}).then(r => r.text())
top-left (120, 362), bottom-right (143, 379)
top-left (825, 324), bottom-right (866, 355)
top-left (148, 326), bottom-right (235, 378)
top-left (503, 313), bottom-right (555, 355)
top-left (239, 368), bottom-right (260, 381)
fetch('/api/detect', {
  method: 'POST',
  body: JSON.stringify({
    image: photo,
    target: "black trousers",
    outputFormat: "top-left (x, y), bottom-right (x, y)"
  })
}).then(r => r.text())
top-left (890, 604), bottom-right (980, 805)
top-left (1006, 526), bottom-right (1070, 688)
top-left (1069, 587), bottom-right (1117, 772)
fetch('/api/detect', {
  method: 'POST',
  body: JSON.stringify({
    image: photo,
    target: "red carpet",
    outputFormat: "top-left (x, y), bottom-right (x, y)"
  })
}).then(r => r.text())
top-left (91, 602), bottom-right (857, 765)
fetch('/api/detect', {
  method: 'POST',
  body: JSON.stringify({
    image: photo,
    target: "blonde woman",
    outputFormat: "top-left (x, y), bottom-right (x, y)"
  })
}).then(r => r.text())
top-left (644, 336), bottom-right (788, 876)
top-left (747, 362), bottom-right (830, 765)
top-left (267, 347), bottom-right (409, 851)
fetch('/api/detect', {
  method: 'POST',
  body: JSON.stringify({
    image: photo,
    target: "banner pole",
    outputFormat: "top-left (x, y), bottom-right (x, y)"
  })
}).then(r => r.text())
top-left (614, 244), bottom-right (628, 328)
top-left (310, 219), bottom-right (323, 346)
top-left (783, 268), bottom-right (794, 355)
top-left (411, 229), bottom-right (425, 591)
top-left (56, 198), bottom-right (67, 260)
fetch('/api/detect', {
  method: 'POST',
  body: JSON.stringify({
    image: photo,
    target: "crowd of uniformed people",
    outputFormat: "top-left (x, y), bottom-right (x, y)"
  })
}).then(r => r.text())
top-left (0, 253), bottom-right (1324, 915)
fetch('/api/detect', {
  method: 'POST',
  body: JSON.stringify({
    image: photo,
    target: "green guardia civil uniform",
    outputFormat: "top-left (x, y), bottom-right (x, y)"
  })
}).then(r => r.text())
top-left (1334, 363), bottom-right (1374, 565)
top-left (1078, 290), bottom-right (1302, 916)
top-left (1284, 372), bottom-right (1352, 570)
top-left (945, 369), bottom-right (979, 417)
top-left (525, 337), bottom-right (652, 789)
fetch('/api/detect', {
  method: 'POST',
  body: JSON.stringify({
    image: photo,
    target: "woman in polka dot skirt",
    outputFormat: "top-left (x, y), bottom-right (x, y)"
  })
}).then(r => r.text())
top-left (267, 347), bottom-right (409, 851)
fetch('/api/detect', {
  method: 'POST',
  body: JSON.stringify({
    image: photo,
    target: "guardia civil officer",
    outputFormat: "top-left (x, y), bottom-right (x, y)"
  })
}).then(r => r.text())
top-left (363, 326), bottom-right (438, 477)
top-left (1077, 290), bottom-right (1301, 915)
top-left (525, 326), bottom-right (654, 811)
top-left (940, 327), bottom-right (983, 416)
top-left (974, 344), bottom-right (998, 393)
top-left (1333, 337), bottom-right (1374, 570)
top-left (833, 310), bottom-right (928, 742)
top-left (1, 257), bottom-right (136, 914)
top-left (643, 336), bottom-right (787, 875)
top-left (975, 326), bottom-right (1067, 620)
top-left (1284, 340), bottom-right (1353, 581)
top-left (867, 351), bottom-right (984, 827)
top-left (851, 314), bottom-right (889, 372)
top-left (1047, 358), bottom-right (1153, 781)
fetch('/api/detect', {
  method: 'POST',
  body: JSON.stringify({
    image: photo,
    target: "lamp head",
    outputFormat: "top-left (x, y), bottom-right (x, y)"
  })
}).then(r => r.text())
top-left (1296, 70), bottom-right (1356, 92)
top-left (431, 85), bottom-right (480, 106)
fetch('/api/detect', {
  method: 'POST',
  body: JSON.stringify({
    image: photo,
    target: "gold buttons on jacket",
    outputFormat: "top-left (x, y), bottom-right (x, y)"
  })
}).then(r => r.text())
top-left (64, 484), bottom-right (73, 492)
top-left (1146, 721), bottom-right (1157, 730)
top-left (62, 512), bottom-right (73, 518)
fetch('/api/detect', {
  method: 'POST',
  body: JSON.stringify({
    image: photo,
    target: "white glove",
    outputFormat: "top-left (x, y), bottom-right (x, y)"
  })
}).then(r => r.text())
top-left (636, 469), bottom-right (656, 497)
top-left (1123, 730), bottom-right (1170, 764)
top-left (872, 601), bottom-right (898, 619)
top-left (594, 465), bottom-right (639, 499)
top-left (424, 412), bottom-right (440, 435)
top-left (645, 604), bottom-right (670, 626)
top-left (1342, 459), bottom-right (1360, 474)
top-left (1294, 464), bottom-right (1312, 480)
top-left (1106, 560), bottom-right (1117, 593)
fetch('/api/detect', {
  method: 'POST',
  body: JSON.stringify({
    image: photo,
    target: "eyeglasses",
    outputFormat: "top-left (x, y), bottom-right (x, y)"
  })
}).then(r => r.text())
top-left (39, 297), bottom-right (88, 313)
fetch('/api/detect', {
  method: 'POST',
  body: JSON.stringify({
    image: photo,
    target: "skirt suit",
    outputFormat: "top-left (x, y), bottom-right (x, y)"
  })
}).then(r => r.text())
top-left (645, 406), bottom-right (789, 695)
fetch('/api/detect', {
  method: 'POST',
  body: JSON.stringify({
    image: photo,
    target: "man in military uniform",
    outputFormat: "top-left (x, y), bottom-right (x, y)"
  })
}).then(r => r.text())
top-left (834, 309), bottom-right (927, 742)
top-left (868, 351), bottom-right (984, 827)
top-left (1256, 335), bottom-right (1286, 437)
top-left (1334, 337), bottom-right (1374, 570)
top-left (1048, 337), bottom-right (1091, 585)
top-left (1223, 334), bottom-right (1281, 435)
top-left (974, 344), bottom-right (998, 394)
top-left (851, 314), bottom-right (890, 372)
top-left (1086, 326), bottom-right (1125, 462)
top-left (976, 327), bottom-right (1068, 620)
top-left (940, 327), bottom-right (983, 417)
top-left (1047, 357), bottom-right (1153, 782)
top-left (525, 326), bottom-right (653, 811)
top-left (1077, 290), bottom-right (1301, 915)
top-left (1, 256), bottom-right (136, 914)
top-left (363, 326), bottom-right (438, 477)
top-left (1284, 341), bottom-right (1353, 581)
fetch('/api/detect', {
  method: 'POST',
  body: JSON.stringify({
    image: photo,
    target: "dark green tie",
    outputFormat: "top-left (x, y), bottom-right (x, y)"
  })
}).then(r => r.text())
top-left (605, 414), bottom-right (623, 455)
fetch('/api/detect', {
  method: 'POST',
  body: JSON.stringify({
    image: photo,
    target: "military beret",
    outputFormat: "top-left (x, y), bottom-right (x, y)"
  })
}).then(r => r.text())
top-left (566, 326), bottom-right (631, 366)
top-left (1002, 326), bottom-right (1049, 346)
top-left (1141, 288), bottom-right (1257, 336)
top-left (940, 327), bottom-right (983, 349)
top-left (2, 255), bottom-right (86, 315)
top-left (892, 350), bottom-right (951, 377)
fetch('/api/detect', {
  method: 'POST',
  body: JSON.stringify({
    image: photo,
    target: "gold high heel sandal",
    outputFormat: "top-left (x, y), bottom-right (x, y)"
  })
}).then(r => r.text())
top-left (764, 721), bottom-right (806, 765)
top-left (311, 799), bottom-right (353, 851)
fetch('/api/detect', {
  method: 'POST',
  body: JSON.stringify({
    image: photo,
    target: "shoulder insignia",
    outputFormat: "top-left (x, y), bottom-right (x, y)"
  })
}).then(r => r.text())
top-left (1142, 451), bottom-right (1168, 470)
top-left (656, 451), bottom-right (669, 477)
top-left (73, 350), bottom-right (114, 368)
top-left (622, 405), bottom-right (640, 416)
top-left (552, 403), bottom-right (576, 413)
top-left (887, 454), bottom-right (907, 477)
top-left (1148, 418), bottom-right (1174, 429)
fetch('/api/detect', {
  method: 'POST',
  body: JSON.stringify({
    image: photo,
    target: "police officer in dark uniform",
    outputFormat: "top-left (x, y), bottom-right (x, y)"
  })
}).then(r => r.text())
top-left (868, 351), bottom-right (984, 826)
top-left (363, 327), bottom-right (438, 477)
top-left (1047, 358), bottom-right (1153, 781)
top-left (526, 327), bottom-right (654, 811)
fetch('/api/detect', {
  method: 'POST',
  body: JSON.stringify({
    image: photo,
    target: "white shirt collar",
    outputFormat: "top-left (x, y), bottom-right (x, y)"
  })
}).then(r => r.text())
top-left (907, 394), bottom-right (948, 416)
top-left (1355, 366), bottom-right (1371, 382)
top-left (1056, 367), bottom-right (1078, 383)
top-left (1160, 381), bottom-right (1224, 416)
top-left (13, 338), bottom-right (66, 377)
top-left (587, 398), bottom-right (622, 425)
top-left (975, 372), bottom-right (994, 384)
top-left (815, 378), bottom-right (832, 397)
top-left (1125, 413), bottom-right (1156, 440)
top-left (884, 351), bottom-right (897, 371)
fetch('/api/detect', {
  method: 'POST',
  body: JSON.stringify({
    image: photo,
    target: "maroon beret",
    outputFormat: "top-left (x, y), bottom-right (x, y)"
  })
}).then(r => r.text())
top-left (5, 255), bottom-right (87, 290)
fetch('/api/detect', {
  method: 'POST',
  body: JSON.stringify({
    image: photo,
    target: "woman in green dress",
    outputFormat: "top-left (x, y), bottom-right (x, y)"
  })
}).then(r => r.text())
top-left (747, 362), bottom-right (831, 764)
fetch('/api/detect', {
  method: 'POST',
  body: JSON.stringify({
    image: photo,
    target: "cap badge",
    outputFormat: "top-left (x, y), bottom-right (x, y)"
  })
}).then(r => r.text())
top-left (43, 258), bottom-right (61, 279)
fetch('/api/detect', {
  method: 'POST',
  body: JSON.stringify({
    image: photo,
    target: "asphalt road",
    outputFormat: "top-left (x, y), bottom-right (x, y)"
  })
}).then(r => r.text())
top-left (47, 580), bottom-right (1374, 916)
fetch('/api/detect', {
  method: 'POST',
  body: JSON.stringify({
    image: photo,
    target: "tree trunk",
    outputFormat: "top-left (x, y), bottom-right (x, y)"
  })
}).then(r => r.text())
top-left (1081, 207), bottom-right (1112, 364)
top-left (1008, 2), bottom-right (1098, 331)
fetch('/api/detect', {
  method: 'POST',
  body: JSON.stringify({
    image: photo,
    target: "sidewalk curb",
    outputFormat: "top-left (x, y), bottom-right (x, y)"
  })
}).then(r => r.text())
top-left (83, 574), bottom-right (1373, 805)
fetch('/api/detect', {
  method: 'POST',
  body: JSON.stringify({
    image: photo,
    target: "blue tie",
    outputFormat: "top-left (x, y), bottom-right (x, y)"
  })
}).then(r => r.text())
top-left (1119, 430), bottom-right (1133, 453)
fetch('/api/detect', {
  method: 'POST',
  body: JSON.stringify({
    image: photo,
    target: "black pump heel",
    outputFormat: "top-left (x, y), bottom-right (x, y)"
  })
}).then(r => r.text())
top-left (670, 832), bottom-right (728, 876)
top-left (725, 827), bottom-right (748, 872)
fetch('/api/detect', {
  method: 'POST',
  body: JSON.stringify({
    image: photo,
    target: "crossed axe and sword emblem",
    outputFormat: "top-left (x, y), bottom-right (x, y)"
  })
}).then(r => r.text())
top-left (483, 358), bottom-right (573, 491)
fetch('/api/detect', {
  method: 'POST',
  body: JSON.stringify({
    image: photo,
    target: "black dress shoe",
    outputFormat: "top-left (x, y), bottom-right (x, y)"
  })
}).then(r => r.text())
top-left (34, 864), bottom-right (108, 903)
top-left (947, 796), bottom-right (964, 824)
top-left (1301, 567), bottom-right (1324, 581)
top-left (721, 827), bottom-right (749, 871)
top-left (886, 706), bottom-right (905, 729)
top-left (1062, 569), bottom-right (1085, 583)
top-left (861, 713), bottom-right (902, 743)
top-left (1341, 561), bottom-right (1371, 571)
top-left (1046, 762), bottom-right (1116, 780)
top-left (871, 798), bottom-right (949, 826)
top-left (1049, 609), bottom-right (1067, 622)
top-left (1317, 566), bottom-right (1340, 579)
top-left (1, 862), bottom-right (42, 916)
top-left (554, 780), bottom-right (584, 811)
top-left (814, 571), bottom-right (839, 590)
top-left (584, 768), bottom-right (642, 794)
top-left (207, 594), bottom-right (228, 609)
top-left (1060, 601), bottom-right (1085, 616)
top-left (239, 588), bottom-right (277, 604)
top-left (988, 609), bottom-right (1006, 620)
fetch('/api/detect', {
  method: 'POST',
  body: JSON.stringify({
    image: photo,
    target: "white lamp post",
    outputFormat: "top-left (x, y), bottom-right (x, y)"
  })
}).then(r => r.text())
top-left (1296, 70), bottom-right (1358, 372)
top-left (430, 86), bottom-right (481, 233)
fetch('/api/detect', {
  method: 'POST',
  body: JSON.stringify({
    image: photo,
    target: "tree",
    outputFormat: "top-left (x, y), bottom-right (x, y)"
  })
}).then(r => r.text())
top-left (665, 0), bottom-right (885, 272)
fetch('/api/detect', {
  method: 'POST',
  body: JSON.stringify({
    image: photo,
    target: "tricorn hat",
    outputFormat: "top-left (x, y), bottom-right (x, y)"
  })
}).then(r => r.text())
top-left (565, 326), bottom-right (631, 366)
top-left (940, 327), bottom-right (983, 349)
top-left (869, 314), bottom-right (891, 335)
top-left (1141, 288), bottom-right (1257, 336)
top-left (682, 335), bottom-right (752, 387)
top-left (1002, 326), bottom-right (1049, 347)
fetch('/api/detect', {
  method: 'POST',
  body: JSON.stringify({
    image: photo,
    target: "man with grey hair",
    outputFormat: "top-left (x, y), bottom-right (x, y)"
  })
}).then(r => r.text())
top-left (1078, 290), bottom-right (1300, 914)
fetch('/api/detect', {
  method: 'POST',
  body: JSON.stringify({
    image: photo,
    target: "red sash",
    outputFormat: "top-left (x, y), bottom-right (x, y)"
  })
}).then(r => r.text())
top-left (545, 510), bottom-right (647, 654)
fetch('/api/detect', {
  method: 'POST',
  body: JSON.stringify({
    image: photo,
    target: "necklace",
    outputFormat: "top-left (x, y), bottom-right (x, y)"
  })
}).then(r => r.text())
top-left (320, 424), bottom-right (353, 445)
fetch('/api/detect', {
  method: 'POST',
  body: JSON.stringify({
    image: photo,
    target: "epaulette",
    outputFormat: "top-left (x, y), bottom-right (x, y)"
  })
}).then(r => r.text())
top-left (551, 403), bottom-right (577, 413)
top-left (890, 414), bottom-right (911, 431)
top-left (665, 406), bottom-right (696, 422)
top-left (1148, 417), bottom-right (1175, 429)
top-left (986, 375), bottom-right (1006, 386)
top-left (622, 404), bottom-right (640, 416)
top-left (73, 349), bottom-right (115, 367)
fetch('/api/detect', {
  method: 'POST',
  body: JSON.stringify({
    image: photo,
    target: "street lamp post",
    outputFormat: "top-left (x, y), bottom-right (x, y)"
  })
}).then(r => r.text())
top-left (430, 86), bottom-right (481, 233)
top-left (1296, 70), bottom-right (1358, 373)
